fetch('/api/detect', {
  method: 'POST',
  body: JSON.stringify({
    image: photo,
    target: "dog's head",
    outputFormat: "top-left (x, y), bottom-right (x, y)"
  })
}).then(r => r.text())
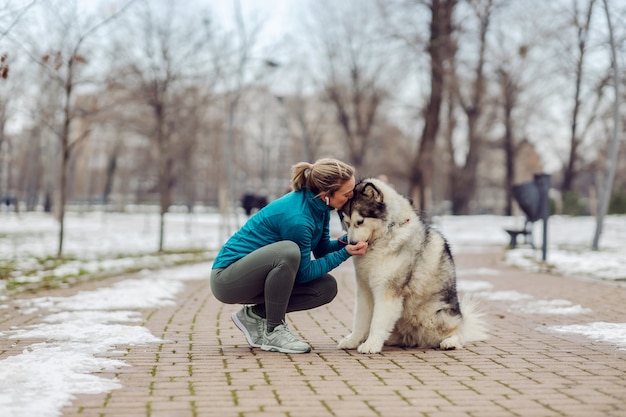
top-left (339, 178), bottom-right (388, 244)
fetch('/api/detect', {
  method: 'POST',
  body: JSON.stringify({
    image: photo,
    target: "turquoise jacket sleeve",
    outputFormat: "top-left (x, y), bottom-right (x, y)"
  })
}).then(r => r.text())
top-left (312, 212), bottom-right (347, 258)
top-left (281, 215), bottom-right (351, 283)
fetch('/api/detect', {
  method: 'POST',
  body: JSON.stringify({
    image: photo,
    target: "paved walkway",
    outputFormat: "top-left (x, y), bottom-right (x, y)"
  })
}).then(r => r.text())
top-left (3, 247), bottom-right (626, 417)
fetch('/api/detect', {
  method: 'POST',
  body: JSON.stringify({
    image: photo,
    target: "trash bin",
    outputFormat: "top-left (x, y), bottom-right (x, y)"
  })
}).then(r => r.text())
top-left (511, 174), bottom-right (551, 261)
top-left (512, 182), bottom-right (542, 222)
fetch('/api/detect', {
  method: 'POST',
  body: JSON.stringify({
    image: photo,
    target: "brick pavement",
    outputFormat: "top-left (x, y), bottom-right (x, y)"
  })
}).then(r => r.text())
top-left (2, 247), bottom-right (626, 417)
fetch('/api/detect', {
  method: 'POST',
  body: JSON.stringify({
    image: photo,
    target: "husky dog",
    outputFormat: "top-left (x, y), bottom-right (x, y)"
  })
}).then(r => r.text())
top-left (338, 178), bottom-right (488, 354)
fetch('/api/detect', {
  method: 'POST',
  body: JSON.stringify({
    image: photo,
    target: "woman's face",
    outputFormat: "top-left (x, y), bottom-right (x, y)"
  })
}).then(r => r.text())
top-left (327, 176), bottom-right (355, 209)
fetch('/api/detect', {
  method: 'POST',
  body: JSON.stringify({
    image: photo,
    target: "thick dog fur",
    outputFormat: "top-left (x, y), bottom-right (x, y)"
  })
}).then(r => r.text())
top-left (338, 178), bottom-right (488, 354)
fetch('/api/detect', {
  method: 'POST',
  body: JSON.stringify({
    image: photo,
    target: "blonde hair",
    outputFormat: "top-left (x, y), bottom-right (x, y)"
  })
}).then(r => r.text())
top-left (291, 158), bottom-right (355, 197)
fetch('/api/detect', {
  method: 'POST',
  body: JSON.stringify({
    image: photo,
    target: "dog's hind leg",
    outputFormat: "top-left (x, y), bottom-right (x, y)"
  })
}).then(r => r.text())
top-left (338, 279), bottom-right (373, 350)
top-left (357, 288), bottom-right (404, 354)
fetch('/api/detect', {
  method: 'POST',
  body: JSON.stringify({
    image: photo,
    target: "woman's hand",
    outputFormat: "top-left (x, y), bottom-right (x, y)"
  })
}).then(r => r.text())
top-left (346, 241), bottom-right (368, 256)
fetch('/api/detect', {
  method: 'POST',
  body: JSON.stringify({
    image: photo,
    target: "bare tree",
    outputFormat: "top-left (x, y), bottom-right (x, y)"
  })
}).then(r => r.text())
top-left (414, 0), bottom-right (457, 212)
top-left (0, 0), bottom-right (37, 42)
top-left (113, 0), bottom-right (212, 251)
top-left (592, 0), bottom-right (622, 250)
top-left (491, 2), bottom-right (545, 216)
top-left (290, 93), bottom-right (327, 162)
top-left (447, 0), bottom-right (496, 215)
top-left (284, 75), bottom-right (329, 163)
top-left (0, 0), bottom-right (38, 208)
top-left (0, 78), bottom-right (10, 205)
top-left (497, 65), bottom-right (519, 215)
top-left (205, 0), bottom-right (272, 241)
top-left (562, 0), bottom-right (597, 194)
top-left (307, 0), bottom-right (392, 172)
top-left (378, 0), bottom-right (458, 212)
top-left (172, 87), bottom-right (213, 212)
top-left (15, 0), bottom-right (135, 257)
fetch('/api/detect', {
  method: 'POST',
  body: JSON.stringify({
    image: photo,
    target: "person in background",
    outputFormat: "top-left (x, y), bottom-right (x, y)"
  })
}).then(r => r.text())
top-left (210, 158), bottom-right (368, 353)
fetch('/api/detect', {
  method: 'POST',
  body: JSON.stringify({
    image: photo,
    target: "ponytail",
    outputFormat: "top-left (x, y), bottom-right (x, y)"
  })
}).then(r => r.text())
top-left (290, 158), bottom-right (355, 197)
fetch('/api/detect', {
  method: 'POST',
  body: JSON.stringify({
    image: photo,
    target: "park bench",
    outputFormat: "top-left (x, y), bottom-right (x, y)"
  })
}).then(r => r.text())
top-left (504, 219), bottom-right (534, 248)
top-left (504, 175), bottom-right (550, 250)
top-left (506, 174), bottom-right (551, 260)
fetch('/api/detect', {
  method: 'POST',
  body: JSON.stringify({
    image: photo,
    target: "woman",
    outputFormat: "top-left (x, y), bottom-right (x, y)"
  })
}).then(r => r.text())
top-left (210, 158), bottom-right (368, 353)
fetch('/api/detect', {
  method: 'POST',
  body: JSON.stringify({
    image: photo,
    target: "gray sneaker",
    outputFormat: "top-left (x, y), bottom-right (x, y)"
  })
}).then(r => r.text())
top-left (231, 306), bottom-right (265, 348)
top-left (261, 323), bottom-right (311, 354)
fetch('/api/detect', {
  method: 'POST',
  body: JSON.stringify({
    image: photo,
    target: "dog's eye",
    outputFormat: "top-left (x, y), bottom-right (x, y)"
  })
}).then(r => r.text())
top-left (356, 219), bottom-right (364, 226)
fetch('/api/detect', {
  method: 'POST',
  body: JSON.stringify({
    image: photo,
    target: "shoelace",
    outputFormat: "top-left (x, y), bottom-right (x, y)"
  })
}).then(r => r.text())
top-left (274, 323), bottom-right (299, 342)
top-left (256, 317), bottom-right (265, 335)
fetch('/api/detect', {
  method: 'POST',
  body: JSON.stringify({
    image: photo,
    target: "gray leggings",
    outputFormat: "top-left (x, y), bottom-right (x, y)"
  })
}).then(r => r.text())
top-left (210, 241), bottom-right (338, 329)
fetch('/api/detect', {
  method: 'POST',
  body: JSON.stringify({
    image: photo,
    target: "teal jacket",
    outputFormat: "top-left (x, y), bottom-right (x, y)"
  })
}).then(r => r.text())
top-left (212, 189), bottom-right (350, 283)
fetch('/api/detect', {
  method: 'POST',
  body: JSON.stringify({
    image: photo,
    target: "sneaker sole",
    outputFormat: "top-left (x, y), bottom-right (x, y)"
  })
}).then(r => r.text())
top-left (231, 312), bottom-right (262, 348)
top-left (261, 344), bottom-right (311, 354)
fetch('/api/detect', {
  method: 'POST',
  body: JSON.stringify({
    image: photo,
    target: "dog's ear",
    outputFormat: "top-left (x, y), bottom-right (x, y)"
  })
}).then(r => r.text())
top-left (360, 181), bottom-right (383, 202)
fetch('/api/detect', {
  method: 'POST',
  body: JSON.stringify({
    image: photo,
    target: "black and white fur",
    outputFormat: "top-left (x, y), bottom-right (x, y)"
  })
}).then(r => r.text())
top-left (338, 178), bottom-right (488, 354)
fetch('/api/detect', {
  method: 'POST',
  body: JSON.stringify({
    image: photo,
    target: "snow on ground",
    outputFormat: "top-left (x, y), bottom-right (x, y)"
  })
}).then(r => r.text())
top-left (433, 214), bottom-right (626, 281)
top-left (0, 263), bottom-right (210, 417)
top-left (0, 210), bottom-right (625, 417)
top-left (457, 278), bottom-right (592, 315)
top-left (545, 322), bottom-right (626, 351)
top-left (0, 208), bottom-right (224, 258)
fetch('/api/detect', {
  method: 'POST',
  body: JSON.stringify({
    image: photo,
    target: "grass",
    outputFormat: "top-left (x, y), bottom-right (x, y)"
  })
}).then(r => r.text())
top-left (0, 249), bottom-right (216, 296)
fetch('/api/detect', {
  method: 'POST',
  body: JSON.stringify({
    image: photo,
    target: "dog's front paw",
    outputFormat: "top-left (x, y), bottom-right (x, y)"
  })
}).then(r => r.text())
top-left (338, 334), bottom-right (361, 350)
top-left (439, 335), bottom-right (462, 350)
top-left (357, 339), bottom-right (383, 354)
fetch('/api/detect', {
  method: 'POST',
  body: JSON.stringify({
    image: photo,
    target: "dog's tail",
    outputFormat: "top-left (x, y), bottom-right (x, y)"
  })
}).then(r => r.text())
top-left (460, 294), bottom-right (489, 343)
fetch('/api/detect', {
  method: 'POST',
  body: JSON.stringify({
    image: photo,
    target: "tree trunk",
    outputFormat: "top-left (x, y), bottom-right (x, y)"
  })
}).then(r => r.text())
top-left (155, 101), bottom-right (171, 253)
top-left (449, 0), bottom-right (492, 215)
top-left (450, 126), bottom-right (481, 215)
top-left (504, 108), bottom-right (515, 216)
top-left (499, 68), bottom-right (517, 216)
top-left (592, 0), bottom-right (620, 251)
top-left (57, 59), bottom-right (74, 259)
top-left (409, 0), bottom-right (456, 213)
top-left (562, 0), bottom-right (595, 193)
top-left (102, 142), bottom-right (120, 205)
